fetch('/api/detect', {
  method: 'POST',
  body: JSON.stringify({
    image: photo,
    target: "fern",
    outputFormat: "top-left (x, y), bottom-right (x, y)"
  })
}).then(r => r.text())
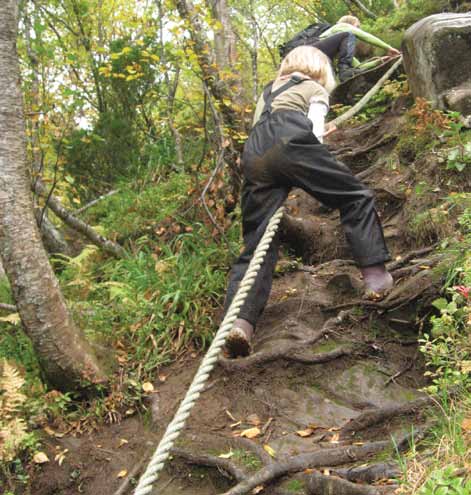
top-left (0, 360), bottom-right (28, 461)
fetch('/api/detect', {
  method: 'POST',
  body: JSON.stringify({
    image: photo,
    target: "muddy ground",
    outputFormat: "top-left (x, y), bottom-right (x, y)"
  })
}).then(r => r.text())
top-left (26, 94), bottom-right (448, 495)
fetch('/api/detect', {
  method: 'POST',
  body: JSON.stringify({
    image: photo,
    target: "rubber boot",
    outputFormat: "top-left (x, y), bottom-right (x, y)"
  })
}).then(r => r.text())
top-left (338, 63), bottom-right (361, 83)
top-left (361, 263), bottom-right (394, 298)
top-left (225, 318), bottom-right (254, 358)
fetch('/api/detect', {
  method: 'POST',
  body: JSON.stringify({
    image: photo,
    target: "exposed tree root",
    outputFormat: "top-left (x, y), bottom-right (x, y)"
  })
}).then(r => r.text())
top-left (333, 462), bottom-right (400, 483)
top-left (220, 441), bottom-right (389, 495)
top-left (219, 313), bottom-right (352, 370)
top-left (386, 245), bottom-right (437, 271)
top-left (307, 471), bottom-right (382, 495)
top-left (391, 254), bottom-right (444, 280)
top-left (324, 268), bottom-right (437, 312)
top-left (171, 447), bottom-right (248, 482)
top-left (334, 135), bottom-right (397, 162)
top-left (298, 259), bottom-right (355, 275)
top-left (340, 396), bottom-right (433, 436)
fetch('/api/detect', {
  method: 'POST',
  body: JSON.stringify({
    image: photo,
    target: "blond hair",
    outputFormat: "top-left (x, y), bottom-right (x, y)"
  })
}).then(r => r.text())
top-left (277, 45), bottom-right (336, 94)
top-left (338, 15), bottom-right (360, 27)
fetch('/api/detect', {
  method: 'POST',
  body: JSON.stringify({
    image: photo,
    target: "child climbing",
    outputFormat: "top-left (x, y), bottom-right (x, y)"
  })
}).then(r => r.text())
top-left (223, 46), bottom-right (394, 358)
top-left (279, 15), bottom-right (401, 82)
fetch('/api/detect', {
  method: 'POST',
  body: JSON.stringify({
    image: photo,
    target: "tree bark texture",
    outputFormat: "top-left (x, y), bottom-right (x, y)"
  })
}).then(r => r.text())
top-left (175, 0), bottom-right (242, 131)
top-left (0, 1), bottom-right (107, 391)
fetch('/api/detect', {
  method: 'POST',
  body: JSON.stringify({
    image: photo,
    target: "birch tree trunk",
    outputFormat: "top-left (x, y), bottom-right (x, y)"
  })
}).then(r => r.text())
top-left (0, 0), bottom-right (107, 391)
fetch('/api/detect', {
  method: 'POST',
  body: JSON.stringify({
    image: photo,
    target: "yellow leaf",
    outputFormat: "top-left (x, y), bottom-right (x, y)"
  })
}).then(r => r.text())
top-left (329, 433), bottom-right (340, 443)
top-left (252, 486), bottom-right (264, 494)
top-left (117, 469), bottom-right (128, 478)
top-left (0, 313), bottom-right (20, 325)
top-left (462, 417), bottom-right (471, 432)
top-left (218, 450), bottom-right (234, 459)
top-left (142, 382), bottom-right (154, 393)
top-left (462, 361), bottom-right (471, 373)
top-left (263, 445), bottom-right (276, 458)
top-left (240, 427), bottom-right (261, 439)
top-left (33, 452), bottom-right (50, 464)
top-left (154, 261), bottom-right (168, 273)
top-left (119, 439), bottom-right (128, 447)
top-left (296, 428), bottom-right (314, 437)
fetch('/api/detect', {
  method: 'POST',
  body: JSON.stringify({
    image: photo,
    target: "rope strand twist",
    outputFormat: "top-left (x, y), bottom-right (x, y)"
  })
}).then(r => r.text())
top-left (134, 206), bottom-right (285, 495)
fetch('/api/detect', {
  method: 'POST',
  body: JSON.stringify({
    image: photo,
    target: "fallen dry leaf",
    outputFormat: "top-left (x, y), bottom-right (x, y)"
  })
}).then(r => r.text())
top-left (33, 452), bottom-right (50, 464)
top-left (263, 445), bottom-right (276, 458)
top-left (240, 427), bottom-right (261, 439)
top-left (119, 438), bottom-right (129, 447)
top-left (461, 361), bottom-right (471, 373)
top-left (246, 414), bottom-right (261, 426)
top-left (43, 426), bottom-right (56, 436)
top-left (462, 417), bottom-right (471, 432)
top-left (323, 469), bottom-right (330, 475)
top-left (296, 428), bottom-right (314, 438)
top-left (218, 450), bottom-right (234, 459)
top-left (117, 469), bottom-right (128, 478)
top-left (329, 433), bottom-right (340, 443)
top-left (54, 448), bottom-right (68, 466)
top-left (142, 382), bottom-right (154, 393)
top-left (252, 486), bottom-right (264, 494)
top-left (158, 373), bottom-right (167, 382)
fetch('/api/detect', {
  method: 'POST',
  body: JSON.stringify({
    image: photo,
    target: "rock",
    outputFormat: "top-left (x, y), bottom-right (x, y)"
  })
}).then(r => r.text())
top-left (402, 13), bottom-right (471, 119)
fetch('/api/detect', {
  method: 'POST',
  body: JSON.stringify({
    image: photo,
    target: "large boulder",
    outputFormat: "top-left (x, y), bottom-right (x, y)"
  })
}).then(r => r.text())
top-left (402, 13), bottom-right (471, 119)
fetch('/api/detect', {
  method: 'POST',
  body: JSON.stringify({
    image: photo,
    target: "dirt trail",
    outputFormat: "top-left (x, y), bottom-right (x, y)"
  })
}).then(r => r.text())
top-left (32, 102), bottom-right (443, 495)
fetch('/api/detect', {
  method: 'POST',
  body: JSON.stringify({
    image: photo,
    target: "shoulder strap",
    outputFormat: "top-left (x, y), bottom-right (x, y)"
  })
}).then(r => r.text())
top-left (260, 76), bottom-right (309, 120)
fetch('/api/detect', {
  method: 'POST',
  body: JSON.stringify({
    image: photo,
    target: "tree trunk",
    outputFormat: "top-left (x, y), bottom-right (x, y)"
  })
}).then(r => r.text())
top-left (208, 0), bottom-right (237, 69)
top-left (175, 0), bottom-right (242, 130)
top-left (0, 1), bottom-right (107, 391)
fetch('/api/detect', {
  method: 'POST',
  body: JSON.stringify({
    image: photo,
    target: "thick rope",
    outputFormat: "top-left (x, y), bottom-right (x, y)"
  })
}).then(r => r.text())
top-left (134, 206), bottom-right (285, 495)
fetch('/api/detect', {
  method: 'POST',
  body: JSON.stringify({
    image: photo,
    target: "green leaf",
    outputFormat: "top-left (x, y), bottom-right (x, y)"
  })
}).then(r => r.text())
top-left (432, 298), bottom-right (448, 311)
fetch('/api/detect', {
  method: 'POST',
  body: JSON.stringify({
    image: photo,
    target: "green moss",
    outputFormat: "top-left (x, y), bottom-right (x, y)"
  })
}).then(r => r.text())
top-left (232, 449), bottom-right (262, 470)
top-left (285, 479), bottom-right (304, 492)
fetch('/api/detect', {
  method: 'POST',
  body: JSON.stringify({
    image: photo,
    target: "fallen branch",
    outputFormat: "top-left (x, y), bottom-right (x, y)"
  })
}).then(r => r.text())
top-left (329, 57), bottom-right (403, 128)
top-left (171, 447), bottom-right (247, 482)
top-left (34, 179), bottom-right (126, 258)
top-left (220, 441), bottom-right (389, 495)
top-left (74, 189), bottom-right (119, 215)
top-left (0, 303), bottom-right (16, 312)
top-left (340, 396), bottom-right (433, 436)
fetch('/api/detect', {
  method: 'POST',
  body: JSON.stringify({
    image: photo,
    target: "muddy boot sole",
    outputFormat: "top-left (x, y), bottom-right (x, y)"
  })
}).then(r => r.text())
top-left (225, 328), bottom-right (251, 358)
